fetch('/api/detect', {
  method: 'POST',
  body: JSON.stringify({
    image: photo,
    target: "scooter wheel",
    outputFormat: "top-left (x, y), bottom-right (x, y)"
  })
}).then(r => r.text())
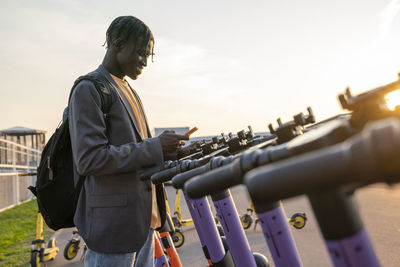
top-left (253, 252), bottom-right (269, 267)
top-left (290, 213), bottom-right (307, 229)
top-left (172, 229), bottom-right (185, 248)
top-left (30, 250), bottom-right (41, 267)
top-left (240, 214), bottom-right (253, 230)
top-left (64, 239), bottom-right (80, 260)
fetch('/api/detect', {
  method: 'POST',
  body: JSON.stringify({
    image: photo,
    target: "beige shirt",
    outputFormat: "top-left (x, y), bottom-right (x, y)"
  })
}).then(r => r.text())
top-left (111, 73), bottom-right (161, 229)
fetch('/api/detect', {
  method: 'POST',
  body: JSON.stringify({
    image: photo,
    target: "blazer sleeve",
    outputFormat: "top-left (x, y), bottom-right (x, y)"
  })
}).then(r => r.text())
top-left (68, 80), bottom-right (163, 176)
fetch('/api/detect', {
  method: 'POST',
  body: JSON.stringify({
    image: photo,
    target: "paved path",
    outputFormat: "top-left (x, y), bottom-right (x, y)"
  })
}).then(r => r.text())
top-left (46, 184), bottom-right (400, 267)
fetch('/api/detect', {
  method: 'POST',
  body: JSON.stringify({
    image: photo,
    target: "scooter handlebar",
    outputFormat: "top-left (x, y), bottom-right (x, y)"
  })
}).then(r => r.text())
top-left (245, 118), bottom-right (400, 204)
top-left (185, 158), bottom-right (243, 198)
top-left (150, 159), bottom-right (202, 185)
top-left (139, 161), bottom-right (176, 181)
top-left (172, 165), bottom-right (210, 189)
top-left (151, 167), bottom-right (179, 185)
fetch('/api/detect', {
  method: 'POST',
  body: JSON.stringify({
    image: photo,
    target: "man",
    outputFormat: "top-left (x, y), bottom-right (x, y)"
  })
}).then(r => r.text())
top-left (68, 16), bottom-right (188, 267)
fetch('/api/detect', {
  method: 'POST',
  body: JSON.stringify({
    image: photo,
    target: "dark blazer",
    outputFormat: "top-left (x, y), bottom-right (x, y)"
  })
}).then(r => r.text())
top-left (68, 65), bottom-right (166, 253)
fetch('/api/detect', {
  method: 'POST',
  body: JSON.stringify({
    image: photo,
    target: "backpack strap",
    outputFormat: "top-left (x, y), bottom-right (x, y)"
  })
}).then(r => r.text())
top-left (69, 71), bottom-right (113, 119)
top-left (68, 71), bottom-right (113, 200)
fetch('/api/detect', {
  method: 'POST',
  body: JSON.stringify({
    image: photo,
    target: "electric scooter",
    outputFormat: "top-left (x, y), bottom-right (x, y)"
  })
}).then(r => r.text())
top-left (148, 128), bottom-right (273, 266)
top-left (30, 212), bottom-right (59, 267)
top-left (63, 230), bottom-right (86, 261)
top-left (170, 137), bottom-right (280, 266)
top-left (151, 152), bottom-right (235, 266)
top-left (184, 108), bottom-right (320, 267)
top-left (25, 170), bottom-right (59, 267)
top-left (199, 73), bottom-right (400, 267)
top-left (244, 118), bottom-right (400, 266)
top-left (171, 188), bottom-right (194, 230)
top-left (240, 201), bottom-right (307, 230)
top-left (155, 231), bottom-right (170, 267)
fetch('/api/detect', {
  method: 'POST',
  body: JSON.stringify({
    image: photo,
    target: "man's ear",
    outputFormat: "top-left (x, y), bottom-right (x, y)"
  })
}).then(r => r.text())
top-left (113, 38), bottom-right (124, 52)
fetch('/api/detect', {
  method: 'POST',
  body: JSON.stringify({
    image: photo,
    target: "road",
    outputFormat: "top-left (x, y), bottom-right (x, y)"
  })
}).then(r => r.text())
top-left (46, 183), bottom-right (400, 267)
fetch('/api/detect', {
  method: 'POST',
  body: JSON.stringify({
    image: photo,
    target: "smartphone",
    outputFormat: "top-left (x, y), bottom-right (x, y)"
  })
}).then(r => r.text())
top-left (184, 127), bottom-right (198, 137)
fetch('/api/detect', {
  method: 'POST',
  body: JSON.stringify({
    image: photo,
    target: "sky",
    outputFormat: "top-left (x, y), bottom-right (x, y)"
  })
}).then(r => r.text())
top-left (1, 0), bottom-right (400, 138)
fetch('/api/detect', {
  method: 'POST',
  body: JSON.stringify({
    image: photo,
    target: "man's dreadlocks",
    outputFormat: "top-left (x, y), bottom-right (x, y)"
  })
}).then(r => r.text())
top-left (104, 16), bottom-right (154, 60)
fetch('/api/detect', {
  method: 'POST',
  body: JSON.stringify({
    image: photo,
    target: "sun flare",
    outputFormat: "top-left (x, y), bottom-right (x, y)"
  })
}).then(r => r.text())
top-left (385, 90), bottom-right (400, 110)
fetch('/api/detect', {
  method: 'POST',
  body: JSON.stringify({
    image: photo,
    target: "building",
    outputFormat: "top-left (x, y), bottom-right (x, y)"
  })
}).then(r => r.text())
top-left (0, 126), bottom-right (46, 167)
top-left (0, 126), bottom-right (46, 151)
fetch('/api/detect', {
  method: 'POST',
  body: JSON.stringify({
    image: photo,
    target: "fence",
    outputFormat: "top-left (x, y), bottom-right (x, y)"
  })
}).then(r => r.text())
top-left (0, 138), bottom-right (41, 212)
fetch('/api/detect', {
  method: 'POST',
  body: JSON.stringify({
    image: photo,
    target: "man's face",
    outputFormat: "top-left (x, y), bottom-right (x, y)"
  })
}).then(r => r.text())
top-left (116, 37), bottom-right (154, 80)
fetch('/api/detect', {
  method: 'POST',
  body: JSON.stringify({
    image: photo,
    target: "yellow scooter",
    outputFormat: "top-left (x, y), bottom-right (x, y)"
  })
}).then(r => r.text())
top-left (30, 212), bottom-right (59, 267)
top-left (63, 230), bottom-right (87, 260)
top-left (240, 201), bottom-right (307, 230)
top-left (171, 189), bottom-right (194, 228)
top-left (165, 194), bottom-right (185, 248)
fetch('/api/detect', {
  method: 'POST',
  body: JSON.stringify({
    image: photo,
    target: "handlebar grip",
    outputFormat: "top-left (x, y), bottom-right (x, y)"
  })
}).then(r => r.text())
top-left (185, 158), bottom-right (243, 198)
top-left (139, 165), bottom-right (163, 181)
top-left (139, 161), bottom-right (176, 181)
top-left (151, 167), bottom-right (179, 185)
top-left (245, 118), bottom-right (400, 204)
top-left (172, 165), bottom-right (210, 189)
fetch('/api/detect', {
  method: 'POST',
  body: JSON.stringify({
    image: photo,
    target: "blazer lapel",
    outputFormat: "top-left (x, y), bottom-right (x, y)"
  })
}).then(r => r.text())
top-left (129, 85), bottom-right (152, 138)
top-left (97, 65), bottom-right (144, 141)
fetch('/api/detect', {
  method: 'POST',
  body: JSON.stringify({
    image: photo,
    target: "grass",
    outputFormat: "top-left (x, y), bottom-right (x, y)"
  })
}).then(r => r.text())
top-left (0, 200), bottom-right (55, 267)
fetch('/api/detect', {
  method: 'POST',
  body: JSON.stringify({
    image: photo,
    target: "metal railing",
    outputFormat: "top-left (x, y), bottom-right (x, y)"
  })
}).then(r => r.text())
top-left (0, 138), bottom-right (41, 212)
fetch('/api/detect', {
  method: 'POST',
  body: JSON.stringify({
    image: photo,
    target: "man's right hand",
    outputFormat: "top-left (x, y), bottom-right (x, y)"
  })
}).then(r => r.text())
top-left (158, 130), bottom-right (189, 156)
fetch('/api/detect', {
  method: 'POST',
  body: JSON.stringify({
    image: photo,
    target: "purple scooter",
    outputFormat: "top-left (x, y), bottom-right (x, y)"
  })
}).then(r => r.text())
top-left (151, 159), bottom-right (235, 266)
top-left (180, 187), bottom-right (234, 266)
top-left (244, 118), bottom-right (400, 266)
top-left (173, 156), bottom-right (269, 267)
top-left (184, 153), bottom-right (302, 267)
top-left (184, 107), bottom-right (376, 267)
top-left (181, 109), bottom-right (318, 267)
top-left (147, 124), bottom-right (296, 266)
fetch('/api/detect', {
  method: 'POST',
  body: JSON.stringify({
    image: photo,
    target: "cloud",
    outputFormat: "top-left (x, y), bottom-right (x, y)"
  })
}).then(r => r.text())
top-left (136, 37), bottom-right (250, 102)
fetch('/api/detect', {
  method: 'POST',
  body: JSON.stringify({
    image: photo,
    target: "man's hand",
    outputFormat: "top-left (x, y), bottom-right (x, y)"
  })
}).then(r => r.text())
top-left (177, 141), bottom-right (201, 159)
top-left (158, 130), bottom-right (189, 156)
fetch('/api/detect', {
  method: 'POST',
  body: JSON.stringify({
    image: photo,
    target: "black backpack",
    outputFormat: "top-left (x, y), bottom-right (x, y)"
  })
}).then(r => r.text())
top-left (29, 71), bottom-right (112, 231)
